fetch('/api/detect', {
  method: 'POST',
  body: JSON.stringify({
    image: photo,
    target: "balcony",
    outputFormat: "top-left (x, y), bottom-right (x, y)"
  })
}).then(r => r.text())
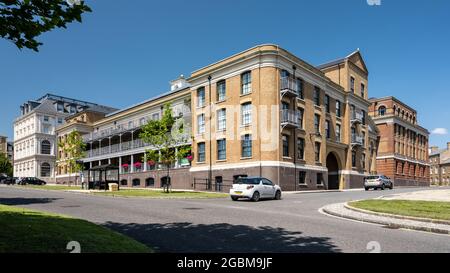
top-left (281, 109), bottom-right (301, 129)
top-left (280, 77), bottom-right (299, 98)
top-left (351, 135), bottom-right (364, 146)
top-left (351, 111), bottom-right (363, 124)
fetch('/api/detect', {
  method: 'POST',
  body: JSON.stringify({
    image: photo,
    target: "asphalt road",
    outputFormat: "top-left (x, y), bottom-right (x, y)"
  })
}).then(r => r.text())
top-left (1, 185), bottom-right (450, 253)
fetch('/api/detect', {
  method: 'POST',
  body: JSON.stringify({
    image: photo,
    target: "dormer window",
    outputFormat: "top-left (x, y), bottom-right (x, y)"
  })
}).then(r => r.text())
top-left (69, 105), bottom-right (76, 114)
top-left (56, 102), bottom-right (64, 112)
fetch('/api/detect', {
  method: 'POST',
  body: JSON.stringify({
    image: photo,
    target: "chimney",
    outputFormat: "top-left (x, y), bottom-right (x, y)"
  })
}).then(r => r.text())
top-left (430, 146), bottom-right (439, 153)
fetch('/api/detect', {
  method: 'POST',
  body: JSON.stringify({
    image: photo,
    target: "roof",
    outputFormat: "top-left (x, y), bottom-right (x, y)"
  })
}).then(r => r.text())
top-left (316, 49), bottom-right (362, 70)
top-left (88, 164), bottom-right (119, 171)
top-left (104, 86), bottom-right (190, 118)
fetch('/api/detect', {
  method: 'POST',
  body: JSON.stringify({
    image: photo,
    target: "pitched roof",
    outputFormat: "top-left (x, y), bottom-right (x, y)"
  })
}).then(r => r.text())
top-left (316, 49), bottom-right (368, 73)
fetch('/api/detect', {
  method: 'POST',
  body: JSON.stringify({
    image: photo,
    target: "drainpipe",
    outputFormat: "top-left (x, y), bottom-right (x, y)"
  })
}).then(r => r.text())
top-left (292, 64), bottom-right (297, 191)
top-left (208, 75), bottom-right (213, 190)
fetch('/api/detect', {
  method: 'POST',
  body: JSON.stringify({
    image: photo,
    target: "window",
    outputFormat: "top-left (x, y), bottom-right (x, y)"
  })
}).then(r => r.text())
top-left (336, 100), bottom-right (341, 117)
top-left (197, 143), bottom-right (205, 162)
top-left (152, 113), bottom-right (160, 120)
top-left (40, 162), bottom-right (51, 177)
top-left (361, 83), bottom-right (365, 98)
top-left (132, 178), bottom-right (141, 187)
top-left (217, 109), bottom-right (226, 131)
top-left (298, 108), bottom-right (304, 129)
top-left (296, 78), bottom-right (304, 99)
top-left (314, 87), bottom-right (320, 106)
top-left (362, 153), bottom-right (366, 169)
top-left (43, 116), bottom-right (49, 122)
top-left (361, 110), bottom-right (366, 125)
top-left (57, 118), bottom-right (63, 124)
top-left (378, 106), bottom-right (386, 116)
top-left (298, 171), bottom-right (306, 185)
top-left (282, 135), bottom-right (289, 157)
top-left (325, 95), bottom-right (330, 113)
top-left (145, 177), bottom-right (155, 187)
top-left (197, 87), bottom-right (205, 107)
top-left (241, 102), bottom-right (252, 126)
top-left (352, 150), bottom-right (356, 167)
top-left (297, 138), bottom-right (305, 160)
top-left (56, 103), bottom-right (64, 112)
top-left (336, 124), bottom-right (341, 142)
top-left (69, 105), bottom-right (76, 114)
top-left (241, 134), bottom-right (252, 158)
top-left (217, 139), bottom-right (226, 160)
top-left (314, 114), bottom-right (320, 134)
top-left (317, 173), bottom-right (324, 185)
top-left (315, 142), bottom-right (321, 162)
top-left (350, 76), bottom-right (355, 93)
top-left (362, 132), bottom-right (366, 146)
top-left (241, 71), bottom-right (252, 95)
top-left (197, 114), bottom-right (205, 134)
top-left (41, 140), bottom-right (51, 154)
top-left (325, 120), bottom-right (331, 139)
top-left (217, 80), bottom-right (226, 101)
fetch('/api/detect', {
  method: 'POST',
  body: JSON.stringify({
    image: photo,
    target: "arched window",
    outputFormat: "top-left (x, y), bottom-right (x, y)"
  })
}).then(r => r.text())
top-left (132, 178), bottom-right (141, 187)
top-left (41, 162), bottom-right (51, 177)
top-left (378, 106), bottom-right (386, 116)
top-left (41, 140), bottom-right (51, 154)
top-left (145, 177), bottom-right (155, 187)
top-left (120, 179), bottom-right (128, 186)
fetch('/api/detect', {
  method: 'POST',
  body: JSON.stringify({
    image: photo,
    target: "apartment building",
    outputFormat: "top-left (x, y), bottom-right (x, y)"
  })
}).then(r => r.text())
top-left (13, 94), bottom-right (116, 181)
top-left (74, 76), bottom-right (193, 188)
top-left (55, 106), bottom-right (118, 183)
top-left (189, 45), bottom-right (378, 191)
top-left (429, 143), bottom-right (450, 186)
top-left (368, 97), bottom-right (429, 186)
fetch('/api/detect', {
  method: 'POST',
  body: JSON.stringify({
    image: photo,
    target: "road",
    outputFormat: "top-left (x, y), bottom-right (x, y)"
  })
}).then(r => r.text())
top-left (1, 185), bottom-right (450, 253)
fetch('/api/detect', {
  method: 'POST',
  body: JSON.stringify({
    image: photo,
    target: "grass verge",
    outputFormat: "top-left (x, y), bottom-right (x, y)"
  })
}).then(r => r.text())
top-left (349, 199), bottom-right (450, 221)
top-left (0, 204), bottom-right (151, 253)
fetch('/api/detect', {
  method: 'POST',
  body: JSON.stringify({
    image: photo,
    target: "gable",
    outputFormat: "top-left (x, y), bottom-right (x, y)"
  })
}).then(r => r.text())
top-left (347, 51), bottom-right (368, 74)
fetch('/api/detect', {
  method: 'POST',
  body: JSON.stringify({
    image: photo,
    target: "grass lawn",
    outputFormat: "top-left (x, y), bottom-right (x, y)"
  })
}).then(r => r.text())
top-left (19, 185), bottom-right (82, 191)
top-left (349, 199), bottom-right (450, 221)
top-left (94, 189), bottom-right (229, 199)
top-left (0, 204), bottom-right (151, 253)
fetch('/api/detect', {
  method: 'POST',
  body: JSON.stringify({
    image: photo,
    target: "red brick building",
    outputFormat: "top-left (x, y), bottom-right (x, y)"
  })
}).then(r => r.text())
top-left (369, 97), bottom-right (429, 187)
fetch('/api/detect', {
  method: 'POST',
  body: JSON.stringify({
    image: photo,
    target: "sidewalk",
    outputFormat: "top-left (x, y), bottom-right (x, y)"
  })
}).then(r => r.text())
top-left (321, 202), bottom-right (450, 235)
top-left (378, 189), bottom-right (450, 202)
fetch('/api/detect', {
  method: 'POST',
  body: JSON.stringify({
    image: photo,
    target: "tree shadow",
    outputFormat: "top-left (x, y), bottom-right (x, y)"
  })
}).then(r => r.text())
top-left (0, 197), bottom-right (61, 206)
top-left (104, 222), bottom-right (341, 253)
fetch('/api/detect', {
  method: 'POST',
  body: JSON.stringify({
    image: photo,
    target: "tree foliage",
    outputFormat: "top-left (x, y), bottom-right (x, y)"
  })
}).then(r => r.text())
top-left (57, 130), bottom-right (86, 185)
top-left (0, 0), bottom-right (91, 51)
top-left (0, 153), bottom-right (12, 176)
top-left (139, 103), bottom-right (191, 192)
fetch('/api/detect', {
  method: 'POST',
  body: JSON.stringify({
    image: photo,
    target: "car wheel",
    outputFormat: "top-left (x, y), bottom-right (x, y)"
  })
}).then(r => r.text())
top-left (231, 196), bottom-right (239, 201)
top-left (274, 190), bottom-right (281, 200)
top-left (381, 184), bottom-right (385, 190)
top-left (252, 191), bottom-right (260, 202)
top-left (365, 187), bottom-right (369, 191)
top-left (390, 184), bottom-right (394, 190)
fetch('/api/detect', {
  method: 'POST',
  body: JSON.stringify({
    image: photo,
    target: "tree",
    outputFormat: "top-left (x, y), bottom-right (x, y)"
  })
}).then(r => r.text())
top-left (139, 103), bottom-right (191, 193)
top-left (0, 0), bottom-right (91, 51)
top-left (57, 130), bottom-right (86, 186)
top-left (0, 153), bottom-right (12, 176)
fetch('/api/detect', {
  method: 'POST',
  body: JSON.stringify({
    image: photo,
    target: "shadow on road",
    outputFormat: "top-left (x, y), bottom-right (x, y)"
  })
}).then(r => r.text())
top-left (104, 221), bottom-right (341, 253)
top-left (0, 197), bottom-right (61, 206)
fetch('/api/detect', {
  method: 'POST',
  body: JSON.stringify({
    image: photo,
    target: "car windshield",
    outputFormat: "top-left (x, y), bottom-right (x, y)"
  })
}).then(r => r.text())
top-left (365, 176), bottom-right (380, 180)
top-left (234, 178), bottom-right (260, 185)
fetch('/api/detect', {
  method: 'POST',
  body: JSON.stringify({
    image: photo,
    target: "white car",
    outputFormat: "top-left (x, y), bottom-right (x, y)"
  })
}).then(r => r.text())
top-left (229, 177), bottom-right (282, 202)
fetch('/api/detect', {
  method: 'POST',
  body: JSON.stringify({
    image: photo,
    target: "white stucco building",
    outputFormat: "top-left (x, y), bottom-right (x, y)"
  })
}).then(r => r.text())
top-left (13, 94), bottom-right (116, 181)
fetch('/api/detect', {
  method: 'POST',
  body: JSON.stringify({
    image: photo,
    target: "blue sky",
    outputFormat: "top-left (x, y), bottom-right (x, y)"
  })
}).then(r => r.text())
top-left (1, 0), bottom-right (449, 148)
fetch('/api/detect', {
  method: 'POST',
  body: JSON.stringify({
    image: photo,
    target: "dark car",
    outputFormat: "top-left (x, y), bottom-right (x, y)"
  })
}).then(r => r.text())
top-left (18, 177), bottom-right (47, 186)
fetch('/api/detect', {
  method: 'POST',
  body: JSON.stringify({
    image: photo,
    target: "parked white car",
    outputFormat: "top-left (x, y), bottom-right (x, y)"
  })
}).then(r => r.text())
top-left (229, 177), bottom-right (282, 202)
top-left (364, 175), bottom-right (394, 190)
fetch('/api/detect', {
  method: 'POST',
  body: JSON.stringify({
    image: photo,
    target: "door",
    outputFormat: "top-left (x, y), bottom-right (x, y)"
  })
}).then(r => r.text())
top-left (262, 179), bottom-right (276, 197)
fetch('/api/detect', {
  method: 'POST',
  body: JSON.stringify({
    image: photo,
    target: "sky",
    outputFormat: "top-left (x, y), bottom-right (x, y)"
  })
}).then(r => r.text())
top-left (0, 0), bottom-right (449, 148)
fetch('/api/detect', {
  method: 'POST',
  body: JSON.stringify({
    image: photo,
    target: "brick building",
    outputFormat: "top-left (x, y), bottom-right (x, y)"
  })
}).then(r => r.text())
top-left (369, 97), bottom-right (429, 186)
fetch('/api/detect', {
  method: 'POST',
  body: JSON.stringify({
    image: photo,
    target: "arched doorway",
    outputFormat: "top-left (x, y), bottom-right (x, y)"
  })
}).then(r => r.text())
top-left (326, 153), bottom-right (340, 190)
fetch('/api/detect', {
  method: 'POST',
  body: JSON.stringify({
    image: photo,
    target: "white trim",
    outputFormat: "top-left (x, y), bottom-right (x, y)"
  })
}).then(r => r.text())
top-left (339, 170), bottom-right (369, 176)
top-left (190, 161), bottom-right (328, 172)
top-left (376, 155), bottom-right (430, 166)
